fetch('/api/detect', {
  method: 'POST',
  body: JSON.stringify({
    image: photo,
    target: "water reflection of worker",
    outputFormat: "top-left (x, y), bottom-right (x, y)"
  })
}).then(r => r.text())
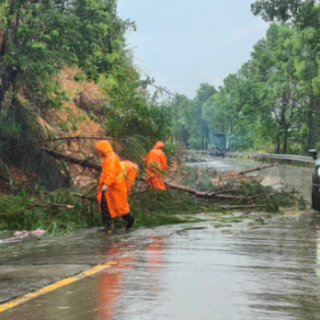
top-left (144, 236), bottom-right (165, 297)
top-left (96, 237), bottom-right (165, 319)
top-left (145, 141), bottom-right (168, 190)
top-left (96, 242), bottom-right (135, 320)
top-left (120, 160), bottom-right (139, 194)
top-left (146, 236), bottom-right (164, 272)
top-left (96, 141), bottom-right (135, 232)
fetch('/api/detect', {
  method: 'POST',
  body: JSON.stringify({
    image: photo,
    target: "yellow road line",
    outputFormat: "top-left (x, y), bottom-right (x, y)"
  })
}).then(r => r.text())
top-left (0, 261), bottom-right (117, 313)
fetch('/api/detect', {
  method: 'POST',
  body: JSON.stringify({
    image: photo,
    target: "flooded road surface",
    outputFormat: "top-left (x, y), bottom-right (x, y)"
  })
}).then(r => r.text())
top-left (2, 216), bottom-right (320, 320)
top-left (0, 159), bottom-right (318, 320)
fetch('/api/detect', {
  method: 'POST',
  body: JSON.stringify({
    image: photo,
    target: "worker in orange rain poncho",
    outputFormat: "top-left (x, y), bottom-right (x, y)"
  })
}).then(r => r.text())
top-left (145, 141), bottom-right (168, 190)
top-left (96, 141), bottom-right (135, 232)
top-left (120, 160), bottom-right (139, 194)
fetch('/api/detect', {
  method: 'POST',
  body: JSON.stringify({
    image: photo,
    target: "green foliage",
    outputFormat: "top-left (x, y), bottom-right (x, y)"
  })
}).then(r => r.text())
top-left (0, 100), bottom-right (66, 189)
top-left (169, 21), bottom-right (320, 154)
top-left (169, 94), bottom-right (192, 146)
top-left (249, 2), bottom-right (320, 153)
top-left (104, 78), bottom-right (173, 141)
top-left (0, 0), bottom-right (134, 110)
top-left (168, 83), bottom-right (217, 150)
top-left (175, 166), bottom-right (307, 212)
top-left (0, 188), bottom-right (100, 234)
top-left (129, 190), bottom-right (206, 228)
top-left (0, 0), bottom-right (175, 192)
top-left (59, 122), bottom-right (71, 133)
top-left (251, 0), bottom-right (316, 25)
top-left (180, 166), bottom-right (217, 191)
top-left (115, 135), bottom-right (150, 169)
top-left (0, 165), bottom-right (307, 234)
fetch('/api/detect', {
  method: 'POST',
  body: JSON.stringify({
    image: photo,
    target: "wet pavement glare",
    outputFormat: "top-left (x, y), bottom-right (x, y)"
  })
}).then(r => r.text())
top-left (1, 158), bottom-right (320, 320)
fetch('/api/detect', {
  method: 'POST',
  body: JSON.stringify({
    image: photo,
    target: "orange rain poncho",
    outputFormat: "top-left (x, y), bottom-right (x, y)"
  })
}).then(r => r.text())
top-left (144, 141), bottom-right (168, 190)
top-left (96, 141), bottom-right (130, 218)
top-left (120, 160), bottom-right (139, 193)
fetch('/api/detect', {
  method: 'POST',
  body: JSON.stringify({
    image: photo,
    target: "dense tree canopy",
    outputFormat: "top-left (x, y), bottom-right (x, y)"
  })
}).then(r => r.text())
top-left (169, 20), bottom-right (320, 154)
top-left (0, 0), bottom-right (135, 109)
top-left (0, 0), bottom-right (173, 188)
top-left (3, 0), bottom-right (320, 165)
top-left (251, 0), bottom-right (316, 24)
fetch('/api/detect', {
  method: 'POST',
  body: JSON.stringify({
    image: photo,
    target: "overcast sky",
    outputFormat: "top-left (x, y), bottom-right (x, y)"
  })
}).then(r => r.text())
top-left (117, 0), bottom-right (269, 98)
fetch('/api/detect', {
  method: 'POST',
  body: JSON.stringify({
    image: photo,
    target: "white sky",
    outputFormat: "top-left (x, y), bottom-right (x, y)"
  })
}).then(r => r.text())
top-left (117, 0), bottom-right (269, 98)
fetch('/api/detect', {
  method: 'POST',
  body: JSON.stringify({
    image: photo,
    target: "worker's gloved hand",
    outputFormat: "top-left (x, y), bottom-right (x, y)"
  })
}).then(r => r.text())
top-left (101, 185), bottom-right (108, 192)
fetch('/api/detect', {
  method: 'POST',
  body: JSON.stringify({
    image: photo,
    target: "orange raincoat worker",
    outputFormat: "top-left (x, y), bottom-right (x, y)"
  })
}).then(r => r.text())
top-left (96, 141), bottom-right (135, 232)
top-left (145, 141), bottom-right (168, 190)
top-left (120, 160), bottom-right (139, 193)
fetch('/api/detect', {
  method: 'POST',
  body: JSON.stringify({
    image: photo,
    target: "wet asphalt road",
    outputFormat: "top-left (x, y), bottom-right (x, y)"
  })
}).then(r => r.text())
top-left (0, 158), bottom-right (318, 320)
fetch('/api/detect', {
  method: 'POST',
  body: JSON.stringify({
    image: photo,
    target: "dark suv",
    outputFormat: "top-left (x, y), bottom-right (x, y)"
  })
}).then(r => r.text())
top-left (309, 149), bottom-right (320, 211)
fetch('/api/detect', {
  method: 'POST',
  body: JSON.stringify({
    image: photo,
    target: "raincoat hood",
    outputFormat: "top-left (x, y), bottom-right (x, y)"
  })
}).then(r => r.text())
top-left (154, 141), bottom-right (165, 149)
top-left (96, 140), bottom-right (113, 155)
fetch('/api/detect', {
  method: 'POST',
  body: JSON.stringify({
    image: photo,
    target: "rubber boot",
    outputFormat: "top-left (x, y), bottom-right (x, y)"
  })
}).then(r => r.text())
top-left (99, 194), bottom-right (112, 233)
top-left (122, 211), bottom-right (136, 231)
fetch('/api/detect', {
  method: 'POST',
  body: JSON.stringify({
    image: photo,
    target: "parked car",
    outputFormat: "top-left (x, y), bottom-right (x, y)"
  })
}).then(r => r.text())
top-left (309, 149), bottom-right (320, 211)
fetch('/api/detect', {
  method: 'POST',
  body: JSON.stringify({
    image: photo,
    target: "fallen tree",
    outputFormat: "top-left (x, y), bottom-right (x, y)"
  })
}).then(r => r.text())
top-left (164, 182), bottom-right (245, 200)
top-left (41, 147), bottom-right (101, 171)
top-left (230, 163), bottom-right (277, 176)
top-left (42, 146), bottom-right (278, 198)
top-left (0, 146), bottom-right (307, 235)
top-left (41, 146), bottom-right (302, 211)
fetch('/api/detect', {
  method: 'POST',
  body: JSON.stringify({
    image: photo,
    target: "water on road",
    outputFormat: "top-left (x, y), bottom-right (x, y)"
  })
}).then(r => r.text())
top-left (0, 158), bottom-right (318, 320)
